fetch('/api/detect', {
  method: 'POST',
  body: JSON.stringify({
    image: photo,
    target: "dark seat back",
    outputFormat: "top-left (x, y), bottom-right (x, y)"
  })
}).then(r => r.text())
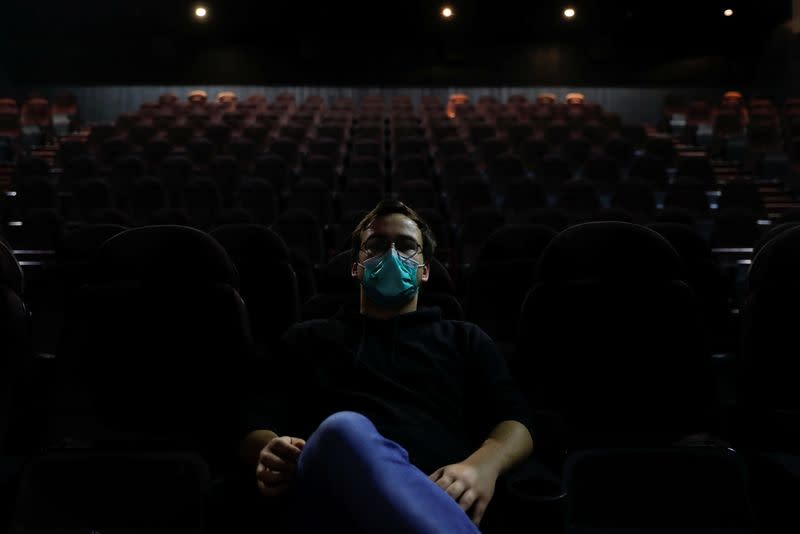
top-left (516, 222), bottom-right (713, 447)
top-left (0, 241), bottom-right (29, 452)
top-left (12, 451), bottom-right (211, 533)
top-left (741, 226), bottom-right (800, 446)
top-left (466, 224), bottom-right (556, 342)
top-left (211, 224), bottom-right (299, 354)
top-left (564, 448), bottom-right (754, 533)
top-left (58, 226), bottom-right (254, 456)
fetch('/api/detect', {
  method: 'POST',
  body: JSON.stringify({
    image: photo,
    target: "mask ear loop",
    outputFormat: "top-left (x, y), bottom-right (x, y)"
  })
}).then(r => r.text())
top-left (354, 246), bottom-right (386, 365)
top-left (355, 319), bottom-right (366, 366)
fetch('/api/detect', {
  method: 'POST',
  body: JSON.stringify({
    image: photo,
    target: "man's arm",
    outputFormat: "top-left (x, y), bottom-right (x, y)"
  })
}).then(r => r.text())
top-left (429, 420), bottom-right (533, 526)
top-left (430, 324), bottom-right (536, 525)
top-left (463, 419), bottom-right (534, 476)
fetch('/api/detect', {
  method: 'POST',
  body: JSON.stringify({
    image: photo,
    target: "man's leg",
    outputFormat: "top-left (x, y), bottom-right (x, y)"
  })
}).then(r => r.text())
top-left (293, 411), bottom-right (482, 534)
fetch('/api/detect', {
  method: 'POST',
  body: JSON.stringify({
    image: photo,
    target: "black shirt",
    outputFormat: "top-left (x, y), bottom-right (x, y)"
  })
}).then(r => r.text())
top-left (244, 306), bottom-right (533, 475)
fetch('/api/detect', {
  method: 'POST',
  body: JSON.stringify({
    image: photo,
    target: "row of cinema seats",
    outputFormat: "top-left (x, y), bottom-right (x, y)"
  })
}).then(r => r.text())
top-left (53, 89), bottom-right (641, 185)
top-left (0, 88), bottom-right (790, 161)
top-left (661, 91), bottom-right (800, 155)
top-left (12, 195), bottom-right (792, 362)
top-left (1, 168), bottom-right (779, 259)
top-left (0, 88), bottom-right (798, 531)
top-left (13, 147), bottom-right (751, 220)
top-left (48, 108), bottom-right (644, 192)
top-left (2, 91), bottom-right (798, 353)
top-left (3, 131), bottom-right (783, 256)
top-left (0, 94), bottom-right (80, 142)
top-left (1, 211), bottom-right (778, 356)
top-left (4, 90), bottom-right (791, 273)
top-left (42, 128), bottom-right (674, 194)
top-left (3, 89), bottom-right (788, 229)
top-left (29, 133), bottom-right (759, 197)
top-left (1, 220), bottom-right (800, 532)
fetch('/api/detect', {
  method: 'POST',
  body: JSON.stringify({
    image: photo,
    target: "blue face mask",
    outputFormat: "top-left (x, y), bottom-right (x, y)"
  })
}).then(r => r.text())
top-left (359, 247), bottom-right (421, 308)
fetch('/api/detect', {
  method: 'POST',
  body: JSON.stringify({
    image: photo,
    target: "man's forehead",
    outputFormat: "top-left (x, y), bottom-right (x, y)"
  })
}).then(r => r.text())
top-left (362, 214), bottom-right (421, 240)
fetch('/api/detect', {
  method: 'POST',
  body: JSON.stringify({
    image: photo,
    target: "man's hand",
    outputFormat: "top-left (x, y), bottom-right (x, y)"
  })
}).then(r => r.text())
top-left (256, 436), bottom-right (306, 497)
top-left (429, 461), bottom-right (499, 526)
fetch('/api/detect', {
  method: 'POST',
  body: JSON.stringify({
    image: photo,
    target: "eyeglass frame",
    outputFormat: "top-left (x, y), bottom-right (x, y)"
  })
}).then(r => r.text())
top-left (358, 235), bottom-right (425, 263)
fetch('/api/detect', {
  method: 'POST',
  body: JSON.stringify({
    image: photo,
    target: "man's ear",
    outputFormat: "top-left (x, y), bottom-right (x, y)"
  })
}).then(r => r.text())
top-left (351, 262), bottom-right (360, 280)
top-left (419, 262), bottom-right (431, 283)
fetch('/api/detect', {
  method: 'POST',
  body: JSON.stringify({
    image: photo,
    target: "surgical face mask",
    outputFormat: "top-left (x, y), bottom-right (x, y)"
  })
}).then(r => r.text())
top-left (358, 245), bottom-right (421, 308)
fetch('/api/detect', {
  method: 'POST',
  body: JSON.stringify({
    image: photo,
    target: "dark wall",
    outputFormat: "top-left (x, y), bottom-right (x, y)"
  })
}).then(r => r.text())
top-left (0, 85), bottom-right (730, 125)
top-left (0, 1), bottom-right (794, 88)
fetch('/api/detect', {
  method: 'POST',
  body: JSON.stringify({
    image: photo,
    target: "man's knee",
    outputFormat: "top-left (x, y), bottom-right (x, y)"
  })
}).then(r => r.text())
top-left (299, 412), bottom-right (375, 477)
top-left (314, 411), bottom-right (374, 449)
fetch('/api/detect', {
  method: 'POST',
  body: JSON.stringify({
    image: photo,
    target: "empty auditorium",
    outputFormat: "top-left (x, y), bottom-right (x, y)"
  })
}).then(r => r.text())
top-left (1, 1), bottom-right (800, 533)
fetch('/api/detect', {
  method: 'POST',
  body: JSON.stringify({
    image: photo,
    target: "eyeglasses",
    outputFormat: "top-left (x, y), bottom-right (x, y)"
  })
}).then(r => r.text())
top-left (360, 235), bottom-right (423, 261)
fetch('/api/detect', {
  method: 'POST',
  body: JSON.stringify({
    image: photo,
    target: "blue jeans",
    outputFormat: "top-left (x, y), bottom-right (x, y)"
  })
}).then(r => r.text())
top-left (290, 411), bottom-right (483, 534)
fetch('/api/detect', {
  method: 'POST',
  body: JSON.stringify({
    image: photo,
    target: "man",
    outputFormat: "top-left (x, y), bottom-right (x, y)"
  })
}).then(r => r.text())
top-left (239, 200), bottom-right (534, 533)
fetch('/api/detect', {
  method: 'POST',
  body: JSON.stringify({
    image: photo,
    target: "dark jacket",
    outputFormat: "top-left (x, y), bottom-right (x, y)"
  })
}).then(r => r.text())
top-left (243, 306), bottom-right (533, 475)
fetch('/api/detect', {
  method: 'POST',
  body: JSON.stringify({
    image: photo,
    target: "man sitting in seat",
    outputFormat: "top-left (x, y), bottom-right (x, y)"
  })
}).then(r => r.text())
top-left (239, 200), bottom-right (534, 533)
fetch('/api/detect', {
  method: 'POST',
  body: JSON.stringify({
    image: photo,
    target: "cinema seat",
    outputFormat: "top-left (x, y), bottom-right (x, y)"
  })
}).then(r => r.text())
top-left (465, 224), bottom-right (556, 344)
top-left (158, 155), bottom-right (195, 206)
top-left (302, 155), bottom-right (338, 190)
top-left (271, 208), bottom-right (325, 266)
top-left (11, 451), bottom-right (211, 534)
top-left (253, 153), bottom-right (290, 193)
top-left (287, 178), bottom-right (334, 224)
top-left (211, 224), bottom-right (300, 356)
top-left (183, 178), bottom-right (223, 230)
top-left (236, 178), bottom-right (278, 226)
top-left (503, 178), bottom-right (547, 224)
top-left (740, 225), bottom-right (800, 450)
top-left (628, 154), bottom-right (668, 188)
top-left (648, 222), bottom-right (733, 351)
top-left (56, 226), bottom-right (254, 464)
top-left (563, 448), bottom-right (755, 534)
top-left (612, 180), bottom-right (656, 224)
top-left (0, 241), bottom-right (30, 453)
top-left (129, 177), bottom-right (168, 226)
top-left (556, 179), bottom-right (601, 223)
top-left (209, 155), bottom-right (242, 207)
top-left (516, 222), bottom-right (715, 449)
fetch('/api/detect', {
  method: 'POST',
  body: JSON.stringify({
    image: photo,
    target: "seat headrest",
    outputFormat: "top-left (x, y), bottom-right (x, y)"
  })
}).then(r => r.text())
top-left (752, 222), bottom-right (800, 256)
top-left (749, 225), bottom-right (800, 289)
top-left (478, 224), bottom-right (557, 263)
top-left (211, 224), bottom-right (290, 264)
top-left (648, 223), bottom-right (712, 263)
top-left (536, 222), bottom-right (682, 282)
top-left (425, 257), bottom-right (455, 294)
top-left (96, 226), bottom-right (238, 287)
top-left (654, 207), bottom-right (696, 227)
top-left (275, 209), bottom-right (319, 225)
top-left (0, 240), bottom-right (23, 295)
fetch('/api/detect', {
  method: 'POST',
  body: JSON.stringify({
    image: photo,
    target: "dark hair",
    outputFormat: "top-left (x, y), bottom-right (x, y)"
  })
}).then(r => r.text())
top-left (351, 200), bottom-right (437, 264)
